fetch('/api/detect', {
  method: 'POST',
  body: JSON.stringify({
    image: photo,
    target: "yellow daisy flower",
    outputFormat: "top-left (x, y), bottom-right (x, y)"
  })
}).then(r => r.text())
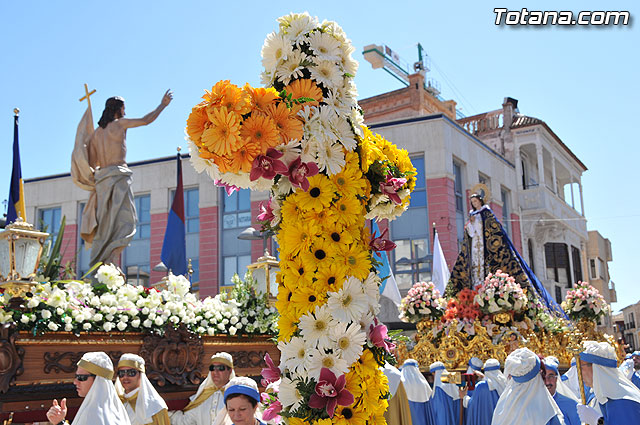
top-left (277, 310), bottom-right (298, 342)
top-left (340, 244), bottom-right (371, 280)
top-left (294, 174), bottom-right (336, 212)
top-left (290, 285), bottom-right (326, 316)
top-left (331, 195), bottom-right (362, 227)
top-left (280, 220), bottom-right (319, 257)
top-left (333, 407), bottom-right (368, 425)
top-left (302, 235), bottom-right (338, 266)
top-left (280, 196), bottom-right (303, 224)
top-left (313, 262), bottom-right (348, 292)
top-left (331, 168), bottom-right (364, 199)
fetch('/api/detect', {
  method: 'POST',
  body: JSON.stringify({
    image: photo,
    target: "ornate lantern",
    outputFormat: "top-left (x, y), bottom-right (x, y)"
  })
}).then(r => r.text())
top-left (0, 218), bottom-right (48, 303)
top-left (247, 253), bottom-right (279, 303)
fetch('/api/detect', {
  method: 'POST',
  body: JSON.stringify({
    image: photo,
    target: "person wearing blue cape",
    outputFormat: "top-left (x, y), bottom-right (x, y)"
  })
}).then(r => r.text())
top-left (430, 361), bottom-right (463, 425)
top-left (543, 357), bottom-right (581, 425)
top-left (444, 194), bottom-right (566, 321)
top-left (401, 359), bottom-right (435, 425)
top-left (465, 359), bottom-right (506, 425)
top-left (465, 357), bottom-right (484, 398)
top-left (576, 341), bottom-right (640, 425)
top-left (492, 348), bottom-right (566, 425)
top-left (631, 351), bottom-right (640, 390)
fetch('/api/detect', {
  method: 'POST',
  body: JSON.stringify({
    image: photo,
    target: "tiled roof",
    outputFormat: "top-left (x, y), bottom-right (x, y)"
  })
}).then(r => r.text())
top-left (511, 114), bottom-right (543, 128)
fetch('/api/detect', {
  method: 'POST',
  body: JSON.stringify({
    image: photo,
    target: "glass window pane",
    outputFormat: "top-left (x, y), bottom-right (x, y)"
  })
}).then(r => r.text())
top-left (187, 218), bottom-right (199, 233)
top-left (140, 224), bottom-right (151, 239)
top-left (224, 191), bottom-right (238, 212)
top-left (223, 256), bottom-right (236, 286)
top-left (412, 156), bottom-right (425, 189)
top-left (238, 190), bottom-right (251, 211)
top-left (238, 212), bottom-right (252, 228)
top-left (186, 189), bottom-right (199, 217)
top-left (410, 190), bottom-right (426, 208)
top-left (190, 258), bottom-right (199, 283)
top-left (223, 214), bottom-right (237, 229)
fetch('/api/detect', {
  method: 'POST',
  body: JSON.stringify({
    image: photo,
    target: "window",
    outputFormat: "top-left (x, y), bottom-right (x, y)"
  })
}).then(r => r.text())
top-left (38, 207), bottom-right (62, 241)
top-left (221, 189), bottom-right (252, 287)
top-left (123, 194), bottom-right (151, 284)
top-left (390, 156), bottom-right (430, 291)
top-left (453, 161), bottom-right (465, 244)
top-left (545, 243), bottom-right (571, 287)
top-left (555, 285), bottom-right (562, 304)
top-left (527, 239), bottom-right (535, 273)
top-left (571, 246), bottom-right (582, 283)
top-left (478, 173), bottom-right (490, 186)
top-left (521, 159), bottom-right (528, 189)
top-left (590, 259), bottom-right (597, 280)
top-left (501, 188), bottom-right (511, 236)
top-left (598, 258), bottom-right (606, 280)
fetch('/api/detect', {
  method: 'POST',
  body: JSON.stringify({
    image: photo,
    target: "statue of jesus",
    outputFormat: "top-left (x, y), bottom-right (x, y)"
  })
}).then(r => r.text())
top-left (76, 90), bottom-right (172, 267)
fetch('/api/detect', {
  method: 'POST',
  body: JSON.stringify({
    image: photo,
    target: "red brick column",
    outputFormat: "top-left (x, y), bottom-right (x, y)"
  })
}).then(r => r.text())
top-left (510, 213), bottom-right (523, 254)
top-left (149, 212), bottom-right (168, 284)
top-left (490, 202), bottom-right (503, 224)
top-left (199, 206), bottom-right (219, 297)
top-left (60, 224), bottom-right (77, 271)
top-left (427, 177), bottom-right (458, 268)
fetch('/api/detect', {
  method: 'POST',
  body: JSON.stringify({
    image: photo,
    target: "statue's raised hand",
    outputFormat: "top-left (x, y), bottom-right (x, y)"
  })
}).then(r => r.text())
top-left (161, 89), bottom-right (173, 106)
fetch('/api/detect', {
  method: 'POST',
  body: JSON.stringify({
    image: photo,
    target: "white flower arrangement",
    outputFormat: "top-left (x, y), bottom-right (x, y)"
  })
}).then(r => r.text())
top-left (474, 270), bottom-right (527, 314)
top-left (0, 265), bottom-right (277, 337)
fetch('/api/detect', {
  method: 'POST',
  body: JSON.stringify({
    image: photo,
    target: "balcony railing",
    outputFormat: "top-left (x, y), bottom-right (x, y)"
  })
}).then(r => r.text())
top-left (459, 111), bottom-right (504, 134)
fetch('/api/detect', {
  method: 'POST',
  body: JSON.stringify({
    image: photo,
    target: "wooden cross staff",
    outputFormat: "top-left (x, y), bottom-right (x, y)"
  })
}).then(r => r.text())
top-left (79, 83), bottom-right (96, 109)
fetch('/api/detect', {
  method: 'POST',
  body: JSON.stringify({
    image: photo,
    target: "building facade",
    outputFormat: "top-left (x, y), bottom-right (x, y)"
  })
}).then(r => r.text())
top-left (621, 301), bottom-right (640, 352)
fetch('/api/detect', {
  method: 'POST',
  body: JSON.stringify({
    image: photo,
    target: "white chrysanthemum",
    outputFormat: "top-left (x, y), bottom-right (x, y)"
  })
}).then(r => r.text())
top-left (330, 115), bottom-right (357, 151)
top-left (298, 305), bottom-right (336, 350)
top-left (307, 347), bottom-right (349, 380)
top-left (330, 321), bottom-right (366, 365)
top-left (276, 50), bottom-right (308, 86)
top-left (316, 142), bottom-right (345, 175)
top-left (220, 172), bottom-right (251, 189)
top-left (340, 44), bottom-right (359, 76)
top-left (307, 31), bottom-right (341, 62)
top-left (311, 60), bottom-right (343, 89)
top-left (300, 137), bottom-right (319, 164)
top-left (279, 12), bottom-right (318, 45)
top-left (278, 336), bottom-right (310, 375)
top-left (278, 376), bottom-right (304, 410)
top-left (274, 139), bottom-right (301, 166)
top-left (261, 31), bottom-right (293, 72)
top-left (363, 272), bottom-right (381, 303)
top-left (327, 276), bottom-right (369, 323)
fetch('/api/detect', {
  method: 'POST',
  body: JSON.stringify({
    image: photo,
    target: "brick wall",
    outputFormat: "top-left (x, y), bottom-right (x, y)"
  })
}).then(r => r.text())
top-left (149, 212), bottom-right (168, 284)
top-left (199, 206), bottom-right (219, 297)
top-left (510, 213), bottom-right (523, 253)
top-left (427, 177), bottom-right (458, 268)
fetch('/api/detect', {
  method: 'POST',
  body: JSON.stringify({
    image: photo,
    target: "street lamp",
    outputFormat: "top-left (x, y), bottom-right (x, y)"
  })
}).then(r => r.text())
top-left (0, 218), bottom-right (48, 309)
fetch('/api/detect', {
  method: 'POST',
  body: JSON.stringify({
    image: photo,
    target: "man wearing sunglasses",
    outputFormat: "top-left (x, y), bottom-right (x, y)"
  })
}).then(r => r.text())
top-left (170, 352), bottom-right (235, 425)
top-left (46, 351), bottom-right (130, 425)
top-left (116, 353), bottom-right (170, 425)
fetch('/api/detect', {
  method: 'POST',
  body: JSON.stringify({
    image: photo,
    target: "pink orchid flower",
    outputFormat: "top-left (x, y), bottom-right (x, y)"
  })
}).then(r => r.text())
top-left (261, 397), bottom-right (282, 423)
top-left (379, 173), bottom-right (407, 204)
top-left (308, 368), bottom-right (354, 418)
top-left (260, 352), bottom-right (281, 386)
top-left (370, 227), bottom-right (397, 252)
top-left (257, 199), bottom-right (275, 224)
top-left (285, 156), bottom-right (319, 191)
top-left (214, 179), bottom-right (239, 196)
top-left (369, 319), bottom-right (396, 352)
top-left (250, 148), bottom-right (288, 181)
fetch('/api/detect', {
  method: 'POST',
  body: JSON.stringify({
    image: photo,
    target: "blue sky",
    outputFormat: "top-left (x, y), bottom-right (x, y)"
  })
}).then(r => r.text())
top-left (1, 1), bottom-right (638, 312)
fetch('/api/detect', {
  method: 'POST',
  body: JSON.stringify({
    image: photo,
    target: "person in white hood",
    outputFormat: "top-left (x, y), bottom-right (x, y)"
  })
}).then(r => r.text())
top-left (46, 351), bottom-right (131, 425)
top-left (116, 353), bottom-right (169, 424)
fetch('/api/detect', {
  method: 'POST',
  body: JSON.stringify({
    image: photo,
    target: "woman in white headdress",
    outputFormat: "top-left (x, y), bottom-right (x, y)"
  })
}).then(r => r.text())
top-left (430, 361), bottom-right (462, 425)
top-left (466, 359), bottom-right (506, 425)
top-left (400, 359), bottom-right (435, 425)
top-left (115, 353), bottom-right (169, 424)
top-left (46, 351), bottom-right (131, 425)
top-left (575, 341), bottom-right (640, 425)
top-left (492, 348), bottom-right (565, 425)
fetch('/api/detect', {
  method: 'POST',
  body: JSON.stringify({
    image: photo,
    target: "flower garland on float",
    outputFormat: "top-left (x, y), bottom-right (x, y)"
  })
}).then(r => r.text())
top-left (186, 12), bottom-right (416, 425)
top-left (562, 281), bottom-right (610, 322)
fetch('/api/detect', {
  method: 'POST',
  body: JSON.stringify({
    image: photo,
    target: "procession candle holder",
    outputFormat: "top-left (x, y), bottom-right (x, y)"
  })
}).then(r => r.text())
top-left (567, 328), bottom-right (588, 404)
top-left (0, 218), bottom-right (48, 310)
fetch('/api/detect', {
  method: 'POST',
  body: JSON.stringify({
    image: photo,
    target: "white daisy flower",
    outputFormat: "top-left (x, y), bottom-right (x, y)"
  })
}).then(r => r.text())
top-left (261, 32), bottom-right (293, 73)
top-left (280, 13), bottom-right (318, 45)
top-left (300, 137), bottom-right (319, 164)
top-left (278, 336), bottom-right (310, 375)
top-left (298, 305), bottom-right (336, 350)
top-left (311, 60), bottom-right (343, 89)
top-left (340, 44), bottom-right (359, 76)
top-left (307, 347), bottom-right (349, 380)
top-left (276, 50), bottom-right (308, 86)
top-left (274, 139), bottom-right (302, 166)
top-left (358, 310), bottom-right (375, 333)
top-left (330, 115), bottom-right (357, 151)
top-left (320, 20), bottom-right (347, 43)
top-left (278, 376), bottom-right (304, 410)
top-left (349, 110), bottom-right (365, 137)
top-left (327, 276), bottom-right (370, 323)
top-left (363, 272), bottom-right (382, 303)
top-left (270, 197), bottom-right (282, 228)
top-left (273, 177), bottom-right (294, 197)
top-left (316, 142), bottom-right (345, 176)
top-left (307, 31), bottom-right (342, 62)
top-left (330, 321), bottom-right (366, 366)
top-left (220, 172), bottom-right (251, 189)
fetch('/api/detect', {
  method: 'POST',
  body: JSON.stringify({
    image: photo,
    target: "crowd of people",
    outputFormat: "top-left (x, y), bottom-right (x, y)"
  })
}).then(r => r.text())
top-left (45, 351), bottom-right (263, 425)
top-left (43, 343), bottom-right (640, 425)
top-left (387, 343), bottom-right (640, 425)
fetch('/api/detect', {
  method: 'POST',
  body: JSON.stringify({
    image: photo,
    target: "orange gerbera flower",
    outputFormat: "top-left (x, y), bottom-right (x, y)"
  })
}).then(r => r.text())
top-left (202, 79), bottom-right (230, 105)
top-left (201, 106), bottom-right (242, 156)
top-left (229, 139), bottom-right (261, 173)
top-left (264, 102), bottom-right (303, 143)
top-left (211, 153), bottom-right (234, 173)
top-left (186, 102), bottom-right (209, 144)
top-left (239, 113), bottom-right (280, 150)
top-left (218, 83), bottom-right (252, 115)
top-left (245, 84), bottom-right (279, 111)
top-left (285, 78), bottom-right (323, 108)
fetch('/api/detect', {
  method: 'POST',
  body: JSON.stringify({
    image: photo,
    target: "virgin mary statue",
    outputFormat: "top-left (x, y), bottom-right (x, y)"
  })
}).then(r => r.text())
top-left (445, 194), bottom-right (565, 318)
